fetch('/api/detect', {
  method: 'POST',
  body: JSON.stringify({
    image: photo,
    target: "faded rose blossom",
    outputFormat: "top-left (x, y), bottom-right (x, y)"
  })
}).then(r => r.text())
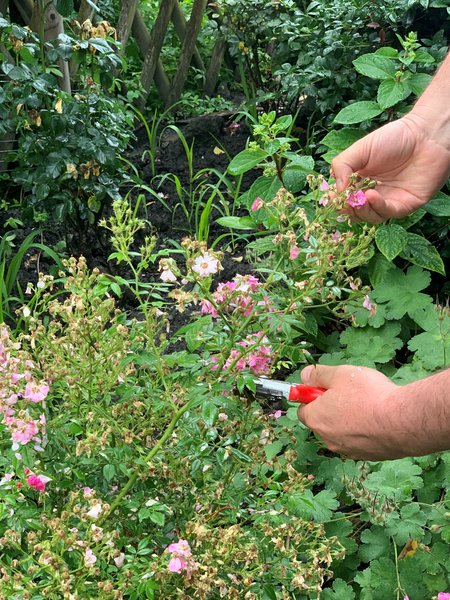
top-left (319, 196), bottom-right (329, 206)
top-left (319, 180), bottom-right (330, 191)
top-left (160, 268), bottom-right (177, 283)
top-left (251, 197), bottom-right (264, 211)
top-left (347, 189), bottom-right (367, 208)
top-left (87, 501), bottom-right (103, 520)
top-left (363, 295), bottom-right (372, 311)
top-left (218, 412), bottom-right (228, 421)
top-left (438, 594), bottom-right (450, 600)
top-left (191, 252), bottom-right (221, 277)
top-left (83, 487), bottom-right (94, 498)
top-left (114, 553), bottom-right (125, 567)
top-left (84, 548), bottom-right (97, 566)
top-left (269, 410), bottom-right (284, 419)
top-left (289, 246), bottom-right (300, 260)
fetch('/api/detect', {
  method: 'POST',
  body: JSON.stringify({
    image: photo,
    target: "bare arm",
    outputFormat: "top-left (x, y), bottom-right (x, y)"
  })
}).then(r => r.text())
top-left (331, 53), bottom-right (450, 223)
top-left (297, 365), bottom-right (450, 460)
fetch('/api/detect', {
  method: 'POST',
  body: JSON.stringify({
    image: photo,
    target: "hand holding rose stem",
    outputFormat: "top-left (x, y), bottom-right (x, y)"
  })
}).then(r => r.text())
top-left (298, 53), bottom-right (450, 460)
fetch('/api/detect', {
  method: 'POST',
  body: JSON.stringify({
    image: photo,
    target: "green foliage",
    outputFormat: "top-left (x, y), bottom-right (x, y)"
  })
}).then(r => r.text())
top-left (0, 17), bottom-right (133, 228)
top-left (334, 33), bottom-right (438, 124)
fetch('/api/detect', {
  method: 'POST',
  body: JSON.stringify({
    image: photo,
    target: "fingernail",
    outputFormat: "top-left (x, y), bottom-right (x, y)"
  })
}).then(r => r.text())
top-left (301, 366), bottom-right (313, 383)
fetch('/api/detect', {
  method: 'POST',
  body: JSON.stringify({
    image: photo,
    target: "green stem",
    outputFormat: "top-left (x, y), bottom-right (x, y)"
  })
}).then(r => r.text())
top-left (99, 399), bottom-right (193, 524)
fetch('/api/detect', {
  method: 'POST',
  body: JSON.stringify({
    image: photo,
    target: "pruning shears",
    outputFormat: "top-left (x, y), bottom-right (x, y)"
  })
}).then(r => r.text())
top-left (254, 377), bottom-right (326, 404)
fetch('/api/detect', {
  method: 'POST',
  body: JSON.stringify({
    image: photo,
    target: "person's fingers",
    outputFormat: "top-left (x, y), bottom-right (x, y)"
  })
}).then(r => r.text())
top-left (301, 364), bottom-right (344, 388)
top-left (331, 137), bottom-right (370, 192)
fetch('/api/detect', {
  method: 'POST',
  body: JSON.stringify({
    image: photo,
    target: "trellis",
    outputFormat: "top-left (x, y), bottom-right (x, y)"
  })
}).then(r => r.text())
top-left (117, 0), bottom-right (227, 109)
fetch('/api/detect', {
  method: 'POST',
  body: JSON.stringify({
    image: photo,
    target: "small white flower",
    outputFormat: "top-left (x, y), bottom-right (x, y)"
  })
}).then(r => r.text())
top-left (22, 306), bottom-right (31, 318)
top-left (191, 252), bottom-right (221, 277)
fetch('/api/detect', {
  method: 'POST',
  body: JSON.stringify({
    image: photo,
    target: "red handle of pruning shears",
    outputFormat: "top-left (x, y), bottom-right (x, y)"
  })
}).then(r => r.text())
top-left (253, 377), bottom-right (326, 404)
top-left (288, 384), bottom-right (326, 404)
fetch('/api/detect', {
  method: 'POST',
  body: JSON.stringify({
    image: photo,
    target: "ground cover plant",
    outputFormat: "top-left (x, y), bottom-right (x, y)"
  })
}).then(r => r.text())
top-left (1, 1), bottom-right (450, 599)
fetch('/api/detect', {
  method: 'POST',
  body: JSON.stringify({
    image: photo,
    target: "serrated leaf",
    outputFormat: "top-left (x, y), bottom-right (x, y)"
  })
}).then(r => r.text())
top-left (372, 265), bottom-right (432, 320)
top-left (321, 128), bottom-right (365, 152)
top-left (354, 557), bottom-right (397, 597)
top-left (365, 459), bottom-right (423, 501)
top-left (425, 191), bottom-right (450, 216)
top-left (375, 223), bottom-right (408, 260)
top-left (407, 304), bottom-right (450, 370)
top-left (377, 79), bottom-right (411, 110)
top-left (385, 503), bottom-right (427, 545)
top-left (359, 526), bottom-right (390, 562)
top-left (353, 54), bottom-right (396, 79)
top-left (321, 579), bottom-right (356, 599)
top-left (227, 148), bottom-right (269, 175)
top-left (400, 233), bottom-right (445, 275)
top-left (103, 464), bottom-right (116, 482)
top-left (339, 322), bottom-right (402, 365)
top-left (264, 440), bottom-right (283, 461)
top-left (334, 101), bottom-right (383, 125)
top-left (408, 72), bottom-right (433, 96)
top-left (201, 401), bottom-right (218, 427)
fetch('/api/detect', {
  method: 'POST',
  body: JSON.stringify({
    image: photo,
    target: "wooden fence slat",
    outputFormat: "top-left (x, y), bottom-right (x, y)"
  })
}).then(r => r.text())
top-left (132, 9), bottom-right (170, 105)
top-left (204, 37), bottom-right (227, 97)
top-left (138, 0), bottom-right (176, 110)
top-left (78, 0), bottom-right (98, 22)
top-left (166, 0), bottom-right (206, 108)
top-left (117, 0), bottom-right (139, 52)
top-left (171, 0), bottom-right (204, 73)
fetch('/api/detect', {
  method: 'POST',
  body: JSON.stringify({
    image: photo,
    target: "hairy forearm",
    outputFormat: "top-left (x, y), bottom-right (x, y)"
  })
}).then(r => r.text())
top-left (410, 52), bottom-right (450, 150)
top-left (385, 369), bottom-right (450, 457)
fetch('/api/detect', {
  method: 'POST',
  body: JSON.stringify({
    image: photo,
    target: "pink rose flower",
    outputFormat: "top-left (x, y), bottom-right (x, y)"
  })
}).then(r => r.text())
top-left (347, 189), bottom-right (367, 208)
top-left (27, 474), bottom-right (50, 492)
top-left (289, 246), bottom-right (300, 260)
top-left (23, 381), bottom-right (49, 403)
top-left (251, 197), bottom-right (264, 211)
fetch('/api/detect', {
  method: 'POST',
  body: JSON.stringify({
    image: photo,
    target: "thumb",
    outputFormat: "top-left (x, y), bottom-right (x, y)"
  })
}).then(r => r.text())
top-left (331, 137), bottom-right (370, 193)
top-left (301, 364), bottom-right (342, 389)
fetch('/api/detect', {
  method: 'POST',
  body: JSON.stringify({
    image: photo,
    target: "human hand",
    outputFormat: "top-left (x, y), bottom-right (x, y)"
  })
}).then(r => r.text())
top-left (331, 114), bottom-right (450, 223)
top-left (296, 364), bottom-right (405, 460)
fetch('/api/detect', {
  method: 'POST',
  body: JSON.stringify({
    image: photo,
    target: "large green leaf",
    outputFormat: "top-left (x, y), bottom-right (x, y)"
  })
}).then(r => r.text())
top-left (227, 148), bottom-right (269, 175)
top-left (372, 265), bottom-right (432, 320)
top-left (400, 232), bottom-right (445, 275)
top-left (425, 191), bottom-right (450, 216)
top-left (321, 128), bottom-right (365, 152)
top-left (408, 72), bottom-right (433, 96)
top-left (334, 101), bottom-right (383, 125)
top-left (377, 79), bottom-right (411, 110)
top-left (375, 223), bottom-right (408, 260)
top-left (353, 54), bottom-right (396, 80)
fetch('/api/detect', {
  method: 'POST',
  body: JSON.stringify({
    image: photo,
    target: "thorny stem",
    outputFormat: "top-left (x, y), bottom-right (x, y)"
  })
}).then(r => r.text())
top-left (99, 398), bottom-right (194, 524)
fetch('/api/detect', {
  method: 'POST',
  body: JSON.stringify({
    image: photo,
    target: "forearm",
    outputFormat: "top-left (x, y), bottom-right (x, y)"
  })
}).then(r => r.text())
top-left (385, 369), bottom-right (450, 457)
top-left (409, 52), bottom-right (450, 151)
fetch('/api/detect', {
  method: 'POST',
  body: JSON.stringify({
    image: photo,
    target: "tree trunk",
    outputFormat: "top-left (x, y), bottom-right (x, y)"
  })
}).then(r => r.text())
top-left (117, 0), bottom-right (139, 52)
top-left (132, 10), bottom-right (170, 104)
top-left (137, 0), bottom-right (176, 110)
top-left (171, 0), bottom-right (204, 72)
top-left (166, 0), bottom-right (206, 108)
